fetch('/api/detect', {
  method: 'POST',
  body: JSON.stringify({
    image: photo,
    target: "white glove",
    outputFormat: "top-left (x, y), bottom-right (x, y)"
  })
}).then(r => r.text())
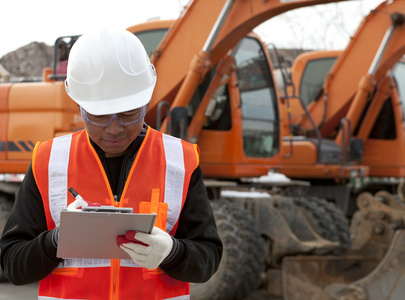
top-left (67, 199), bottom-right (89, 211)
top-left (118, 227), bottom-right (174, 269)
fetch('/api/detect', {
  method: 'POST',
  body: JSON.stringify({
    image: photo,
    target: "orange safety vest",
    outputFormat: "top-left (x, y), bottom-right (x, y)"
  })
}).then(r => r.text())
top-left (32, 127), bottom-right (199, 300)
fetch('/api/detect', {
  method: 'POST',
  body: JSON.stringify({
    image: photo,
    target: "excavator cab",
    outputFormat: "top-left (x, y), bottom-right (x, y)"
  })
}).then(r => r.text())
top-left (282, 42), bottom-right (405, 215)
top-left (194, 34), bottom-right (281, 178)
top-left (129, 21), bottom-right (282, 179)
top-left (278, 49), bottom-right (369, 215)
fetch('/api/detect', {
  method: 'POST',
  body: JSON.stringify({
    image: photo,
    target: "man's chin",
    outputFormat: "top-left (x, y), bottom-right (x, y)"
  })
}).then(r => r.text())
top-left (103, 146), bottom-right (128, 158)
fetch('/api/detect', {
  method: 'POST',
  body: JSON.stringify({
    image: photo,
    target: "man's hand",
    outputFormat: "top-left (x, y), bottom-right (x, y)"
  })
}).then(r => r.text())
top-left (117, 227), bottom-right (174, 269)
top-left (67, 199), bottom-right (101, 211)
top-left (67, 199), bottom-right (89, 211)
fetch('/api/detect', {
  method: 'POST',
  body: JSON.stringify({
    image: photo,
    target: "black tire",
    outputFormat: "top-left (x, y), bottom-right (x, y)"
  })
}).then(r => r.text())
top-left (0, 195), bottom-right (13, 282)
top-left (314, 197), bottom-right (352, 251)
top-left (190, 199), bottom-right (265, 300)
top-left (190, 200), bottom-right (245, 300)
top-left (293, 197), bottom-right (351, 254)
top-left (224, 201), bottom-right (265, 300)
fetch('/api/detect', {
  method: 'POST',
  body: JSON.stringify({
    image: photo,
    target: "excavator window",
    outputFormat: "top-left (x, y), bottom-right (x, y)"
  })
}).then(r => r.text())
top-left (135, 29), bottom-right (169, 57)
top-left (300, 57), bottom-right (336, 106)
top-left (365, 59), bottom-right (405, 140)
top-left (187, 69), bottom-right (232, 131)
top-left (393, 60), bottom-right (405, 121)
top-left (234, 37), bottom-right (279, 158)
top-left (368, 98), bottom-right (396, 140)
top-left (202, 83), bottom-right (232, 131)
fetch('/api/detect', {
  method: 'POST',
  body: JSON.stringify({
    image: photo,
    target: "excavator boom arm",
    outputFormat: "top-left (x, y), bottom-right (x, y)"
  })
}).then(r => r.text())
top-left (147, 0), bottom-right (350, 128)
top-left (299, 0), bottom-right (405, 135)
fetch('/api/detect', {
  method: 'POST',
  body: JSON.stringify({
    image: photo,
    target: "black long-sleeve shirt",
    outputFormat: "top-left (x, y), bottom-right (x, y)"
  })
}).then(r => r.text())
top-left (0, 127), bottom-right (222, 285)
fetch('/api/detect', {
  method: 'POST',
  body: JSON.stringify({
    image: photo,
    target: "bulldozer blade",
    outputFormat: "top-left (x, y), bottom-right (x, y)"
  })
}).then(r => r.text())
top-left (282, 230), bottom-right (405, 300)
top-left (281, 254), bottom-right (380, 300)
top-left (241, 197), bottom-right (339, 264)
top-left (325, 229), bottom-right (405, 300)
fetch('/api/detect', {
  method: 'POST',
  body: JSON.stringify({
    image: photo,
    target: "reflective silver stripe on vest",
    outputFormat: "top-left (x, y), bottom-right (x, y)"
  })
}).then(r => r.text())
top-left (39, 294), bottom-right (190, 300)
top-left (55, 258), bottom-right (111, 269)
top-left (48, 134), bottom-right (72, 227)
top-left (162, 134), bottom-right (185, 232)
top-left (164, 296), bottom-right (190, 300)
top-left (55, 257), bottom-right (137, 270)
top-left (39, 297), bottom-right (76, 300)
top-left (120, 258), bottom-right (141, 267)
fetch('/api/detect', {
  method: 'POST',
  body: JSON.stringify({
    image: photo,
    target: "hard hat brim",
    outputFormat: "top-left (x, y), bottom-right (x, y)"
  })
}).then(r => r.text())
top-left (70, 76), bottom-right (156, 115)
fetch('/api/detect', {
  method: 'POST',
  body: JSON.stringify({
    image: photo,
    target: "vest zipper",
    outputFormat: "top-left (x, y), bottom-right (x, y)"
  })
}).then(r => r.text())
top-left (110, 259), bottom-right (120, 300)
top-left (116, 155), bottom-right (129, 202)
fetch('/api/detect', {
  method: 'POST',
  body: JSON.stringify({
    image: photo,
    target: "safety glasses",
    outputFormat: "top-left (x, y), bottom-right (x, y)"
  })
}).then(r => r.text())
top-left (80, 105), bottom-right (146, 127)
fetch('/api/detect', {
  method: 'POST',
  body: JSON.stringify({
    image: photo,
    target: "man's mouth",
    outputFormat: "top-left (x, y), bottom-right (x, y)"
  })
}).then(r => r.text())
top-left (103, 136), bottom-right (126, 147)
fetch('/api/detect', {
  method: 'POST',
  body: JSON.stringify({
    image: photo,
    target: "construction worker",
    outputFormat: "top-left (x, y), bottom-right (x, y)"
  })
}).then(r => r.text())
top-left (0, 28), bottom-right (222, 299)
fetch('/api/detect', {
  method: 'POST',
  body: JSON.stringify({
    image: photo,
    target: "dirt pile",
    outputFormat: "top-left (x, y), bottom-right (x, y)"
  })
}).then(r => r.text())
top-left (0, 42), bottom-right (53, 79)
top-left (0, 42), bottom-right (306, 81)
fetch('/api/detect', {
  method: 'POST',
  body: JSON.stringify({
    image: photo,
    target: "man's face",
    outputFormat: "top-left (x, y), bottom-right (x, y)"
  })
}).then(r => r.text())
top-left (83, 110), bottom-right (144, 157)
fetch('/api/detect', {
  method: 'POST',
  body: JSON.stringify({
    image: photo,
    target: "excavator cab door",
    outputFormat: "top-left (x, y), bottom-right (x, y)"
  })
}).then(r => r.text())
top-left (233, 36), bottom-right (280, 159)
top-left (192, 34), bottom-right (282, 178)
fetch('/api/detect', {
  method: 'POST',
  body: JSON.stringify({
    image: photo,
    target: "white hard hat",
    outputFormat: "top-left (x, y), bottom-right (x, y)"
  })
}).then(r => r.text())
top-left (65, 28), bottom-right (157, 115)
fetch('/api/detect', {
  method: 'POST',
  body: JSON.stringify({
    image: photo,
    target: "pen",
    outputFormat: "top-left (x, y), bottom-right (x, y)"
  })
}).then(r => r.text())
top-left (68, 187), bottom-right (102, 207)
top-left (68, 187), bottom-right (83, 200)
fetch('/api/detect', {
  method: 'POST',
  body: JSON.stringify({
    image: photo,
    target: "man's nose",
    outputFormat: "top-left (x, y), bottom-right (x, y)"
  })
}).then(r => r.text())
top-left (104, 116), bottom-right (124, 134)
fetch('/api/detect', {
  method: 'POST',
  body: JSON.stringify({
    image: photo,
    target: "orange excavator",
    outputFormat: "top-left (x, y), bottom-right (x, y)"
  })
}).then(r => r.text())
top-left (2, 0), bottom-right (405, 299)
top-left (278, 0), bottom-right (405, 215)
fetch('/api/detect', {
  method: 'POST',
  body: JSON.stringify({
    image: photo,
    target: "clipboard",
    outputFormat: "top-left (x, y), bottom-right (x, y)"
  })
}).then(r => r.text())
top-left (57, 208), bottom-right (156, 259)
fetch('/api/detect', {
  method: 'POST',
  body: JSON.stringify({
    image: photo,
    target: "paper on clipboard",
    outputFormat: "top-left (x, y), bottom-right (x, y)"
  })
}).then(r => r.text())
top-left (57, 209), bottom-right (156, 259)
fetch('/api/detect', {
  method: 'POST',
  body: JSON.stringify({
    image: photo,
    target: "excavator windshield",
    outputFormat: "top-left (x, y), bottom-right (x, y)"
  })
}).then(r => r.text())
top-left (135, 29), bottom-right (168, 57)
top-left (393, 59), bottom-right (405, 117)
top-left (298, 56), bottom-right (336, 106)
top-left (234, 36), bottom-right (279, 158)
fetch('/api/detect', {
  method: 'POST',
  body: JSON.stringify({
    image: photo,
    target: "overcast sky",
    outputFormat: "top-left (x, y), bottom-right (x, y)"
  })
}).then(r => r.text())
top-left (255, 0), bottom-right (383, 50)
top-left (0, 0), bottom-right (184, 57)
top-left (0, 0), bottom-right (383, 58)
